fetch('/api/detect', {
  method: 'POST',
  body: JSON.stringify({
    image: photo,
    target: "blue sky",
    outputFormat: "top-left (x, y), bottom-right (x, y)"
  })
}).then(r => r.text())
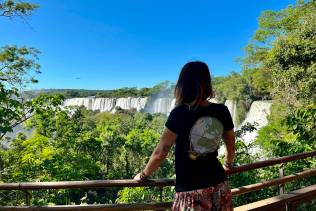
top-left (1, 0), bottom-right (295, 90)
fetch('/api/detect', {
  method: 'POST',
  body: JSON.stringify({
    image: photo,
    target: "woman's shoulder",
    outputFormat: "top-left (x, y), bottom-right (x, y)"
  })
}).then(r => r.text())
top-left (170, 104), bottom-right (188, 114)
top-left (171, 103), bottom-right (228, 113)
top-left (208, 102), bottom-right (228, 110)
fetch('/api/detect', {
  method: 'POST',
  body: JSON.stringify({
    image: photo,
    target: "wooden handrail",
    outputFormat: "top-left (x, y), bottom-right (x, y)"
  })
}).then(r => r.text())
top-left (234, 184), bottom-right (316, 211)
top-left (0, 150), bottom-right (315, 191)
top-left (2, 183), bottom-right (316, 211)
top-left (227, 150), bottom-right (316, 175)
top-left (231, 168), bottom-right (316, 196)
top-left (0, 202), bottom-right (173, 211)
top-left (0, 150), bottom-right (315, 210)
top-left (0, 179), bottom-right (175, 190)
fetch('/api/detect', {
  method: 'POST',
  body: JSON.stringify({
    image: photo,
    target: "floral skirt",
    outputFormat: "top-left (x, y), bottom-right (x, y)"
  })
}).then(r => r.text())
top-left (172, 181), bottom-right (233, 211)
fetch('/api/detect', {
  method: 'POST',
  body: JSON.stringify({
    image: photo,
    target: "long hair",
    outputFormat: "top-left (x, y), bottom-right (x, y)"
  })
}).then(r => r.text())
top-left (174, 61), bottom-right (213, 106)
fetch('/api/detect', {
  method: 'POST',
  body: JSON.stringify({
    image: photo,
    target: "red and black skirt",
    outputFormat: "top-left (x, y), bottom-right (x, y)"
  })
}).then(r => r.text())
top-left (172, 181), bottom-right (233, 211)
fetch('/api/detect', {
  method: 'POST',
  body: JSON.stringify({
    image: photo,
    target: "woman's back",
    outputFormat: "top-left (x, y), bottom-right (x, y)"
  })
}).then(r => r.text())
top-left (166, 103), bottom-right (234, 192)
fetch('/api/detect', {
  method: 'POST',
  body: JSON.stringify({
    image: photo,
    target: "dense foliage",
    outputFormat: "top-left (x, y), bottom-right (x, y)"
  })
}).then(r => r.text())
top-left (0, 107), bottom-right (170, 205)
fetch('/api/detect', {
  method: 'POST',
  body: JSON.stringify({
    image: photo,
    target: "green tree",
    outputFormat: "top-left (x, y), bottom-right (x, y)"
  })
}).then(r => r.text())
top-left (0, 1), bottom-right (64, 141)
top-left (267, 10), bottom-right (316, 108)
top-left (0, 46), bottom-right (40, 140)
top-left (0, 1), bottom-right (41, 140)
top-left (0, 0), bottom-right (38, 19)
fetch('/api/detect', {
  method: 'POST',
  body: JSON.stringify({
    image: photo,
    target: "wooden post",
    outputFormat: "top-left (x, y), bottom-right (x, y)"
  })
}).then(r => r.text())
top-left (159, 187), bottom-right (163, 202)
top-left (158, 187), bottom-right (164, 211)
top-left (23, 190), bottom-right (32, 205)
top-left (279, 164), bottom-right (285, 195)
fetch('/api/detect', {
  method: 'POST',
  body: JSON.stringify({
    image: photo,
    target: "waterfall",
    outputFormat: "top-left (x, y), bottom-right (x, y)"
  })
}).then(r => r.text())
top-left (64, 97), bottom-right (95, 110)
top-left (116, 97), bottom-right (148, 111)
top-left (224, 100), bottom-right (237, 126)
top-left (92, 98), bottom-right (116, 112)
top-left (239, 100), bottom-right (272, 144)
top-left (217, 100), bottom-right (272, 155)
top-left (64, 97), bottom-right (148, 113)
top-left (148, 98), bottom-right (176, 114)
top-left (63, 97), bottom-right (178, 114)
top-left (63, 97), bottom-right (243, 117)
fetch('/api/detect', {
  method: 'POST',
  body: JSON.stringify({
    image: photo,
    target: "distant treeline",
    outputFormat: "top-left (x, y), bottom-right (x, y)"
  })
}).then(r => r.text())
top-left (24, 81), bottom-right (174, 99)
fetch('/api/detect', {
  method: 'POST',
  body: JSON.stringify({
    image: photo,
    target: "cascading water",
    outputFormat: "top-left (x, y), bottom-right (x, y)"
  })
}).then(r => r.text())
top-left (92, 98), bottom-right (116, 112)
top-left (218, 100), bottom-right (272, 155)
top-left (224, 100), bottom-right (237, 126)
top-left (63, 97), bottom-right (242, 120)
top-left (64, 97), bottom-right (148, 112)
top-left (64, 97), bottom-right (96, 111)
top-left (148, 98), bottom-right (176, 114)
top-left (239, 101), bottom-right (272, 144)
top-left (116, 97), bottom-right (148, 112)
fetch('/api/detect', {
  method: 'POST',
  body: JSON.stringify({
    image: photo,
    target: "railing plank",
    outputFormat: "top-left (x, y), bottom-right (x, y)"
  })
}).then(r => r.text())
top-left (0, 150), bottom-right (315, 210)
top-left (226, 150), bottom-right (316, 175)
top-left (231, 168), bottom-right (316, 196)
top-left (0, 150), bottom-right (314, 191)
top-left (234, 184), bottom-right (316, 211)
top-left (0, 179), bottom-right (175, 190)
top-left (0, 202), bottom-right (173, 211)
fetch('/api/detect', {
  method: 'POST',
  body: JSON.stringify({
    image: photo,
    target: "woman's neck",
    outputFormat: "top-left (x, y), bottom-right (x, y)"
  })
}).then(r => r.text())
top-left (198, 100), bottom-right (211, 107)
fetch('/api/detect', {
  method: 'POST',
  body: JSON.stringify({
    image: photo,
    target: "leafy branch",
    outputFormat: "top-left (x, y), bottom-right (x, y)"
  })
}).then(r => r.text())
top-left (0, 0), bottom-right (38, 19)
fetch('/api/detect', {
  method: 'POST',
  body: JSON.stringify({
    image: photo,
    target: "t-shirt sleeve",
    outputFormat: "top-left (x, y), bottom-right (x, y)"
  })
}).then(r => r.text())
top-left (165, 108), bottom-right (183, 134)
top-left (222, 105), bottom-right (234, 131)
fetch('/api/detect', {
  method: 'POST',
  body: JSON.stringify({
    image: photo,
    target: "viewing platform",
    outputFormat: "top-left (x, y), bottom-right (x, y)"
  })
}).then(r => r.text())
top-left (0, 150), bottom-right (315, 211)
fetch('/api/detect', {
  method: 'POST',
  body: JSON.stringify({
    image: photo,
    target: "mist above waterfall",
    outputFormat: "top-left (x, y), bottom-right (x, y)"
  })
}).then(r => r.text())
top-left (143, 81), bottom-right (176, 114)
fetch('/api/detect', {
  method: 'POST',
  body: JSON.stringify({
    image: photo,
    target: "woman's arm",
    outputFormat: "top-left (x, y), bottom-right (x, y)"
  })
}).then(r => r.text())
top-left (134, 128), bottom-right (177, 181)
top-left (222, 129), bottom-right (236, 170)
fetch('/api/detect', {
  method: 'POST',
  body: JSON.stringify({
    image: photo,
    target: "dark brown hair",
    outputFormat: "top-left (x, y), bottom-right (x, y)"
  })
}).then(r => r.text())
top-left (174, 61), bottom-right (213, 106)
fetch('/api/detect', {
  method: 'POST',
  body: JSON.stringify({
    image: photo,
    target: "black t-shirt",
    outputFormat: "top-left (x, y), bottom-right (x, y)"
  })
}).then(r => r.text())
top-left (165, 103), bottom-right (234, 192)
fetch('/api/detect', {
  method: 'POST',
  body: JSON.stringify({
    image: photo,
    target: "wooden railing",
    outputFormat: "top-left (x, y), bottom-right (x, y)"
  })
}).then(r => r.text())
top-left (0, 150), bottom-right (315, 210)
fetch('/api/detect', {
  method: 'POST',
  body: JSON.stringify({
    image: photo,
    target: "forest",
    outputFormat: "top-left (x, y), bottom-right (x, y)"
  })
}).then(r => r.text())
top-left (0, 0), bottom-right (315, 207)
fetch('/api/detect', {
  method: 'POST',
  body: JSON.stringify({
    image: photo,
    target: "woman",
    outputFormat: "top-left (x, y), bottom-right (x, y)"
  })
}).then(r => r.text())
top-left (134, 61), bottom-right (235, 211)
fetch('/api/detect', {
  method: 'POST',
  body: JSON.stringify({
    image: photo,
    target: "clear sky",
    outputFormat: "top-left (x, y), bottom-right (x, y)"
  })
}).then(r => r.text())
top-left (0, 0), bottom-right (296, 90)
